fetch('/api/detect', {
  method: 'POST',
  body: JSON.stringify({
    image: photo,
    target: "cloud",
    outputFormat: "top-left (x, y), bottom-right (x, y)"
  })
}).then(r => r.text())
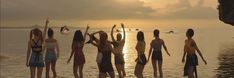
top-left (150, 0), bottom-right (218, 19)
top-left (1, 0), bottom-right (155, 21)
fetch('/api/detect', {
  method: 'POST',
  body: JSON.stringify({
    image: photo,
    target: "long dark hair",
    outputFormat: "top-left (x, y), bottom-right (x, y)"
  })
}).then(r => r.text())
top-left (137, 31), bottom-right (144, 42)
top-left (47, 28), bottom-right (54, 38)
top-left (73, 30), bottom-right (84, 43)
top-left (99, 32), bottom-right (108, 51)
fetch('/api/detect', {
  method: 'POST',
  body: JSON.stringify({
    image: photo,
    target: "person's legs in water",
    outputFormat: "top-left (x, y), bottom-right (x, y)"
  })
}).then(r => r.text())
top-left (51, 61), bottom-right (57, 78)
top-left (37, 67), bottom-right (43, 78)
top-left (152, 60), bottom-right (157, 77)
top-left (122, 64), bottom-right (126, 76)
top-left (134, 64), bottom-right (140, 77)
top-left (188, 66), bottom-right (195, 78)
top-left (116, 64), bottom-right (123, 78)
top-left (45, 61), bottom-right (51, 78)
top-left (99, 72), bottom-right (107, 78)
top-left (158, 60), bottom-right (163, 78)
top-left (138, 64), bottom-right (145, 78)
top-left (73, 65), bottom-right (79, 78)
top-left (108, 71), bottom-right (115, 78)
top-left (30, 67), bottom-right (36, 78)
top-left (78, 64), bottom-right (84, 78)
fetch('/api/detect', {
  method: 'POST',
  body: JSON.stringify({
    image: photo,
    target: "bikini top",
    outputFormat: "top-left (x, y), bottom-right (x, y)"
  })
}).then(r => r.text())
top-left (31, 39), bottom-right (42, 53)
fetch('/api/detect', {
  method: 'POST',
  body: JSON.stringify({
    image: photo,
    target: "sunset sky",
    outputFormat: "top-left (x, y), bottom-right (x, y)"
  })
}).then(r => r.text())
top-left (0, 0), bottom-right (224, 27)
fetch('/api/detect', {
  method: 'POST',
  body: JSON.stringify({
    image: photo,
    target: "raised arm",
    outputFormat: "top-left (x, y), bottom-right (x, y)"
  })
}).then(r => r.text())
top-left (91, 31), bottom-right (103, 43)
top-left (162, 40), bottom-right (170, 56)
top-left (111, 25), bottom-right (116, 42)
top-left (182, 40), bottom-right (187, 63)
top-left (193, 40), bottom-right (207, 64)
top-left (26, 40), bottom-right (31, 67)
top-left (83, 25), bottom-right (90, 43)
top-left (43, 19), bottom-right (49, 42)
top-left (121, 23), bottom-right (126, 40)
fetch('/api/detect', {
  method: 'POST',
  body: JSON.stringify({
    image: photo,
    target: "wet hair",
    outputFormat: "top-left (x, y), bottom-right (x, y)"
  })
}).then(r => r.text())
top-left (32, 28), bottom-right (43, 41)
top-left (73, 30), bottom-right (84, 42)
top-left (47, 28), bottom-right (54, 38)
top-left (137, 31), bottom-right (144, 41)
top-left (154, 29), bottom-right (159, 37)
top-left (186, 28), bottom-right (194, 38)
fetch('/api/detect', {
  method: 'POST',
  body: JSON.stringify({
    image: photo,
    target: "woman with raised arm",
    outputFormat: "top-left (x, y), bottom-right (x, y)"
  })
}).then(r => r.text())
top-left (111, 24), bottom-right (126, 78)
top-left (26, 19), bottom-right (49, 78)
top-left (182, 29), bottom-right (207, 78)
top-left (134, 31), bottom-right (147, 78)
top-left (147, 29), bottom-right (170, 78)
top-left (45, 27), bottom-right (60, 78)
top-left (67, 26), bottom-right (89, 78)
top-left (89, 31), bottom-right (116, 78)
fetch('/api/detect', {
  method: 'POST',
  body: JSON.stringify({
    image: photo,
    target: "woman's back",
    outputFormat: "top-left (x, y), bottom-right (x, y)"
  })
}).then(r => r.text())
top-left (151, 38), bottom-right (163, 51)
top-left (185, 39), bottom-right (196, 54)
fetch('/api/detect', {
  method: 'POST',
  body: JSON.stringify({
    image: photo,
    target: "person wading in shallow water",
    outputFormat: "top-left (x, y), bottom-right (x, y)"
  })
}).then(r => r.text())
top-left (147, 29), bottom-right (171, 78)
top-left (67, 26), bottom-right (89, 78)
top-left (111, 24), bottom-right (126, 78)
top-left (26, 19), bottom-right (48, 78)
top-left (182, 28), bottom-right (207, 78)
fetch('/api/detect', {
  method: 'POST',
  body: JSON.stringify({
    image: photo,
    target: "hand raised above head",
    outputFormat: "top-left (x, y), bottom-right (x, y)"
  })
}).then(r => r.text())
top-left (121, 23), bottom-right (124, 27)
top-left (113, 24), bottom-right (116, 28)
top-left (46, 19), bottom-right (49, 24)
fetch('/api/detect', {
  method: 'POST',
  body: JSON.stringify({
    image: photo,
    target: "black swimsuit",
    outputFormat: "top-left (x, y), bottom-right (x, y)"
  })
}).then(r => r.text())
top-left (99, 50), bottom-right (114, 73)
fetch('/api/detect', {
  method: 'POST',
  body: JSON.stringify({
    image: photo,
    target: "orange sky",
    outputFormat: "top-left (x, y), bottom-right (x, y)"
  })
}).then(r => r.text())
top-left (0, 0), bottom-right (221, 27)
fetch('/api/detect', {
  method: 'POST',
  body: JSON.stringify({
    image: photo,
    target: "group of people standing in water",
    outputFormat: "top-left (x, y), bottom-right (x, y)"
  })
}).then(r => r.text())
top-left (26, 20), bottom-right (207, 78)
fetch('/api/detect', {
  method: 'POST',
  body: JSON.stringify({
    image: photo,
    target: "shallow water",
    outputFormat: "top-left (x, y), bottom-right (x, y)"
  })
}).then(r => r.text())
top-left (0, 26), bottom-right (234, 78)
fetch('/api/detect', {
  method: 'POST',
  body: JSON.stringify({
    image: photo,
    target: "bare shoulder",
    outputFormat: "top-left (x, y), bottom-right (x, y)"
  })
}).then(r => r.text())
top-left (160, 39), bottom-right (164, 43)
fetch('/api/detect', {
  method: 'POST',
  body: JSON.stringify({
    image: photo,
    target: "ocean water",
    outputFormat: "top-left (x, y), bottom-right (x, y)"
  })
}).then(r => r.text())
top-left (0, 26), bottom-right (234, 78)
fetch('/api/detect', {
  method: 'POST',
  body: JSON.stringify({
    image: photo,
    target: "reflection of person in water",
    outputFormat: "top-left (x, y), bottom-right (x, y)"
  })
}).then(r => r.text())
top-left (182, 29), bottom-right (207, 78)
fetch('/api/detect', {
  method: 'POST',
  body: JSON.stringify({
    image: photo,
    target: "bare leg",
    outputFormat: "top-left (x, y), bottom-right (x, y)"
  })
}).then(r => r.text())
top-left (51, 61), bottom-right (57, 78)
top-left (45, 62), bottom-right (50, 78)
top-left (116, 64), bottom-right (123, 78)
top-left (138, 65), bottom-right (145, 78)
top-left (108, 71), bottom-right (115, 78)
top-left (78, 64), bottom-right (84, 78)
top-left (30, 67), bottom-right (36, 78)
top-left (152, 60), bottom-right (157, 77)
top-left (188, 66), bottom-right (195, 78)
top-left (158, 60), bottom-right (163, 78)
top-left (134, 64), bottom-right (139, 77)
top-left (122, 64), bottom-right (126, 77)
top-left (73, 65), bottom-right (79, 78)
top-left (100, 72), bottom-right (107, 78)
top-left (37, 67), bottom-right (43, 78)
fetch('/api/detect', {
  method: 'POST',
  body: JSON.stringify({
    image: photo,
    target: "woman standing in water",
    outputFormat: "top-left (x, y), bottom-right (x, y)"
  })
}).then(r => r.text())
top-left (67, 26), bottom-right (89, 78)
top-left (111, 24), bottom-right (126, 78)
top-left (182, 29), bottom-right (207, 78)
top-left (45, 28), bottom-right (60, 78)
top-left (134, 31), bottom-right (147, 78)
top-left (26, 19), bottom-right (48, 78)
top-left (147, 29), bottom-right (170, 78)
top-left (89, 31), bottom-right (116, 78)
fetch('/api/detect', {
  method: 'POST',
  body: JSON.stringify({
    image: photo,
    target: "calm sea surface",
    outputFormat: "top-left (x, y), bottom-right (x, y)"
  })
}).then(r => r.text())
top-left (0, 26), bottom-right (234, 78)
